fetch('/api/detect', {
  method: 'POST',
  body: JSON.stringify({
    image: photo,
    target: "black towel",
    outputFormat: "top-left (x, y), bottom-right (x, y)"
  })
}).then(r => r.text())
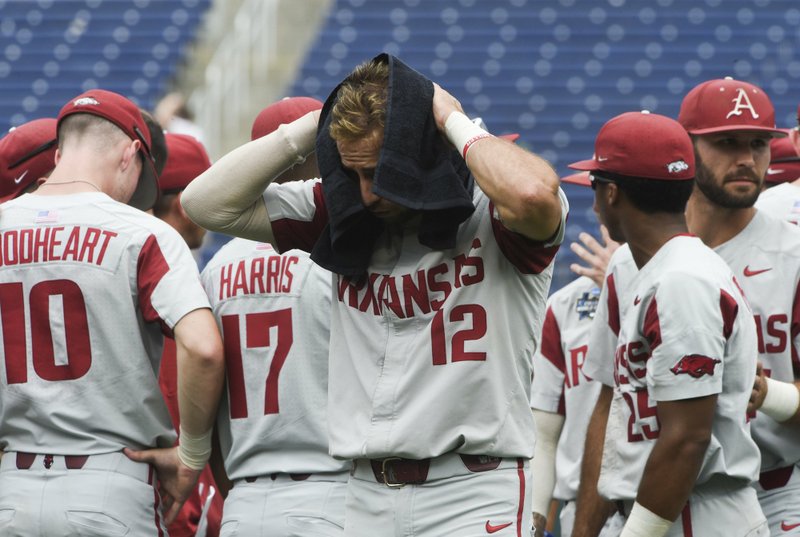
top-left (311, 53), bottom-right (475, 277)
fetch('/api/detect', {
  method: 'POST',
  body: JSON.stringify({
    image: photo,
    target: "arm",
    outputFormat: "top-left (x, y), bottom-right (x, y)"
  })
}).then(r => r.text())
top-left (572, 384), bottom-right (616, 537)
top-left (750, 362), bottom-right (800, 426)
top-left (125, 308), bottom-right (225, 524)
top-left (180, 111), bottom-right (319, 242)
top-left (431, 84), bottom-right (562, 241)
top-left (531, 409), bottom-right (565, 537)
top-left (569, 226), bottom-right (620, 288)
top-left (621, 395), bottom-right (717, 537)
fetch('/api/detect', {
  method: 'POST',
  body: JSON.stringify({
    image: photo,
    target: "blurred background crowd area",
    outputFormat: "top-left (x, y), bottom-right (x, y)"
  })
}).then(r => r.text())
top-left (2, 0), bottom-right (800, 291)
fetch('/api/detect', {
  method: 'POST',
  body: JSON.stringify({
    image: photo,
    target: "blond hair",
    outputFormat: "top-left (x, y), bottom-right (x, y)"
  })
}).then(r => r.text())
top-left (329, 58), bottom-right (389, 142)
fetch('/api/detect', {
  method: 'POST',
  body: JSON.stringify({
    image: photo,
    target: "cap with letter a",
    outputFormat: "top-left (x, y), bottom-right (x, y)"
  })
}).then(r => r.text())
top-left (569, 111), bottom-right (695, 181)
top-left (678, 77), bottom-right (786, 137)
top-left (0, 118), bottom-right (57, 202)
top-left (57, 89), bottom-right (159, 210)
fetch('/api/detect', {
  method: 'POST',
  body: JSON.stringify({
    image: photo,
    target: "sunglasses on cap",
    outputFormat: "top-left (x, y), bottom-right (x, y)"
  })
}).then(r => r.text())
top-left (589, 173), bottom-right (616, 190)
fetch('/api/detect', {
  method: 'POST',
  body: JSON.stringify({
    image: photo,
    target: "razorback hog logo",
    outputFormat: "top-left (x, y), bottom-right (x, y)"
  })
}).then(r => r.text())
top-left (670, 355), bottom-right (721, 378)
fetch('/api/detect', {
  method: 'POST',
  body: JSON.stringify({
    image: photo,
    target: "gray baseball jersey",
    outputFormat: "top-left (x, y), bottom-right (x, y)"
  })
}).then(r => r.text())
top-left (756, 183), bottom-right (800, 226)
top-left (597, 236), bottom-right (760, 501)
top-left (531, 275), bottom-right (602, 500)
top-left (713, 210), bottom-right (800, 472)
top-left (263, 178), bottom-right (568, 459)
top-left (0, 192), bottom-right (210, 454)
top-left (201, 238), bottom-right (349, 480)
top-left (584, 243), bottom-right (638, 388)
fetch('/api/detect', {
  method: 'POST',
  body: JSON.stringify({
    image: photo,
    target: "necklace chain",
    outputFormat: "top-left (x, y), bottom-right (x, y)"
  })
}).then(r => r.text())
top-left (39, 180), bottom-right (102, 193)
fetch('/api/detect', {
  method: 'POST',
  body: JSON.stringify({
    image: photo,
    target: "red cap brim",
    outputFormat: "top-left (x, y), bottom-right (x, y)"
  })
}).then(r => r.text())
top-left (568, 158), bottom-right (601, 171)
top-left (560, 171), bottom-right (591, 187)
top-left (687, 125), bottom-right (788, 137)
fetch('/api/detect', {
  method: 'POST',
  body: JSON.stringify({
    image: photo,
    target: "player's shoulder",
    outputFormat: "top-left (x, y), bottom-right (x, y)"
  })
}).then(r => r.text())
top-left (757, 209), bottom-right (800, 242)
top-left (549, 275), bottom-right (597, 307)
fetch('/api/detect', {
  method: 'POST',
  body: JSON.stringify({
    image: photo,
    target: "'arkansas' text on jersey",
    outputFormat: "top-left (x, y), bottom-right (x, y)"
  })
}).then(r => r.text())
top-left (336, 238), bottom-right (485, 318)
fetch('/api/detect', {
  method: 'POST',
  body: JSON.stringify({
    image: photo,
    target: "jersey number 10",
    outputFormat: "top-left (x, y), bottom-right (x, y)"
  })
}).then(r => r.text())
top-left (222, 309), bottom-right (292, 419)
top-left (2, 280), bottom-right (91, 384)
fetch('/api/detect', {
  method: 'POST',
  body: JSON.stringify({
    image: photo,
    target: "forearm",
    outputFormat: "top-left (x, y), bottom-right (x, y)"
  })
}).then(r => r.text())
top-left (531, 409), bottom-right (564, 518)
top-left (632, 430), bottom-right (708, 521)
top-left (573, 385), bottom-right (615, 537)
top-left (174, 309), bottom-right (225, 435)
top-left (181, 112), bottom-right (317, 240)
top-left (465, 136), bottom-right (561, 240)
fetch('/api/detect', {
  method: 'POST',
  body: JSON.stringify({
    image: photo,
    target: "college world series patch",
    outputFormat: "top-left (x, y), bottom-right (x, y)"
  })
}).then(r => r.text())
top-left (575, 287), bottom-right (601, 320)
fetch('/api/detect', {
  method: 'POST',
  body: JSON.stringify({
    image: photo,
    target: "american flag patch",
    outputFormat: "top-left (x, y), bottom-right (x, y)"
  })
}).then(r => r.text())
top-left (34, 210), bottom-right (59, 223)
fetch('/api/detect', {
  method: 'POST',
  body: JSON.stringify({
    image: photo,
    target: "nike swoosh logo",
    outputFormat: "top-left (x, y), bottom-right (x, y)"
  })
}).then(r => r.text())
top-left (743, 266), bottom-right (772, 277)
top-left (597, 156), bottom-right (609, 161)
top-left (782, 521), bottom-right (800, 531)
top-left (485, 521), bottom-right (513, 534)
top-left (634, 295), bottom-right (642, 305)
top-left (767, 168), bottom-right (784, 175)
top-left (14, 169), bottom-right (29, 184)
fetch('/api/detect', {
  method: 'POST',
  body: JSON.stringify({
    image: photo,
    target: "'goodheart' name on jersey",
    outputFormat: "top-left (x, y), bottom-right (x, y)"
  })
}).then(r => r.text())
top-left (336, 239), bottom-right (485, 317)
top-left (217, 254), bottom-right (298, 299)
top-left (0, 226), bottom-right (118, 267)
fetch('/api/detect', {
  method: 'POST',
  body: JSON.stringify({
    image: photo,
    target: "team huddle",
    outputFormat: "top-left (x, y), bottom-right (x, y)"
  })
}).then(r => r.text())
top-left (0, 52), bottom-right (798, 537)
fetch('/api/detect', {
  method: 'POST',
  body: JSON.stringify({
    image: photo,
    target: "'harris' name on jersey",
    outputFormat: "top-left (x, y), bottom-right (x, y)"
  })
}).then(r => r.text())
top-left (217, 254), bottom-right (298, 300)
top-left (0, 225), bottom-right (118, 267)
top-left (336, 238), bottom-right (485, 318)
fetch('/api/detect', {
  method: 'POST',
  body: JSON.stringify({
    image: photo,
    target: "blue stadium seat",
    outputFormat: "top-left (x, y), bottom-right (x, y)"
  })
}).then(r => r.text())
top-left (289, 0), bottom-right (800, 292)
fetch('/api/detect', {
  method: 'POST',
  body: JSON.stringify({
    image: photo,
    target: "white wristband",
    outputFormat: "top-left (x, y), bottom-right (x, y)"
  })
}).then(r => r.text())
top-left (761, 377), bottom-right (800, 422)
top-left (444, 111), bottom-right (493, 159)
top-left (177, 426), bottom-right (212, 471)
top-left (620, 502), bottom-right (673, 537)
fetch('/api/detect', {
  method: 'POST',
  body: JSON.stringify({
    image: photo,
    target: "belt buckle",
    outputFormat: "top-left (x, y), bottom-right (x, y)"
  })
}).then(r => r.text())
top-left (381, 457), bottom-right (406, 488)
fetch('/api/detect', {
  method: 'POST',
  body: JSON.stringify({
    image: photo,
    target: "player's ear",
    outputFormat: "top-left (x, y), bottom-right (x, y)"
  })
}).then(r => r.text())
top-left (120, 139), bottom-right (140, 171)
top-left (790, 127), bottom-right (800, 156)
top-left (605, 182), bottom-right (621, 207)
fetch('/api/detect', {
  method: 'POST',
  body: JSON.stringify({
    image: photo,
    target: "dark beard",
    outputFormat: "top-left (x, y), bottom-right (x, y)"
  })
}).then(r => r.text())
top-left (694, 160), bottom-right (761, 209)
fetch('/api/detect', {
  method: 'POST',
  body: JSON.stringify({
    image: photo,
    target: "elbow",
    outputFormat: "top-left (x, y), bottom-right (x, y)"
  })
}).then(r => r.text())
top-left (187, 336), bottom-right (226, 374)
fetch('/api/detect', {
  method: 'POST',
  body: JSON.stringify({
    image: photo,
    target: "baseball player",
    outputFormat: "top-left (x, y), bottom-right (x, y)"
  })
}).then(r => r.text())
top-left (0, 89), bottom-right (225, 535)
top-left (677, 78), bottom-right (800, 536)
top-left (756, 119), bottom-right (800, 224)
top-left (153, 132), bottom-right (224, 537)
top-left (0, 117), bottom-right (57, 201)
top-left (574, 110), bottom-right (767, 537)
top-left (201, 97), bottom-right (350, 537)
top-left (531, 171), bottom-right (624, 537)
top-left (182, 54), bottom-right (568, 536)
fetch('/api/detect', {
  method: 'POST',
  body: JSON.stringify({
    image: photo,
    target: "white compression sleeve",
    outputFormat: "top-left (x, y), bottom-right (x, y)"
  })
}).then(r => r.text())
top-left (531, 409), bottom-right (565, 516)
top-left (180, 111), bottom-right (318, 241)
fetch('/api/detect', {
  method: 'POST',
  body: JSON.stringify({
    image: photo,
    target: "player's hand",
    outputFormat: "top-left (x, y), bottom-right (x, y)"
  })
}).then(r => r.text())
top-left (532, 512), bottom-right (547, 537)
top-left (124, 446), bottom-right (202, 525)
top-left (431, 82), bottom-right (465, 132)
top-left (569, 225), bottom-right (620, 288)
top-left (748, 361), bottom-right (768, 414)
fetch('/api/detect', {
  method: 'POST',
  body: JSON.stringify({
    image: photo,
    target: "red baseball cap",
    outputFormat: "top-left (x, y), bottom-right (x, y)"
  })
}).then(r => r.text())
top-left (0, 118), bottom-right (57, 202)
top-left (57, 89), bottom-right (159, 210)
top-left (569, 111), bottom-right (695, 181)
top-left (158, 133), bottom-right (212, 194)
top-left (560, 171), bottom-right (591, 187)
top-left (678, 77), bottom-right (785, 137)
top-left (251, 96), bottom-right (323, 140)
top-left (765, 130), bottom-right (800, 184)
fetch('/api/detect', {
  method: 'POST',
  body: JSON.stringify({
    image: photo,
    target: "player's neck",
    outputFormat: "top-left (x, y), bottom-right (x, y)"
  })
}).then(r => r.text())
top-left (685, 193), bottom-right (756, 248)
top-left (624, 214), bottom-right (688, 269)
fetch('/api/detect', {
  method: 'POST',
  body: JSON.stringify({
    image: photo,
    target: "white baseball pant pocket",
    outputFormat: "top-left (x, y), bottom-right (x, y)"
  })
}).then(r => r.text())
top-left (286, 513), bottom-right (345, 536)
top-left (65, 510), bottom-right (129, 536)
